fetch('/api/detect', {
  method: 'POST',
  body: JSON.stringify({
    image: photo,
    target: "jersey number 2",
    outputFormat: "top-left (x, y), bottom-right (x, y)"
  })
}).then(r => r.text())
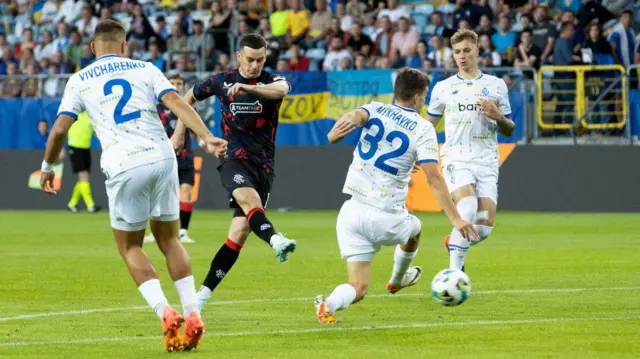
top-left (357, 118), bottom-right (410, 176)
top-left (104, 79), bottom-right (141, 124)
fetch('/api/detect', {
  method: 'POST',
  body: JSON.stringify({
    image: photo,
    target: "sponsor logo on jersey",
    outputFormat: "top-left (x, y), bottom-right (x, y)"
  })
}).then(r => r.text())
top-left (448, 102), bottom-right (479, 113)
top-left (230, 101), bottom-right (263, 115)
top-left (223, 82), bottom-right (234, 88)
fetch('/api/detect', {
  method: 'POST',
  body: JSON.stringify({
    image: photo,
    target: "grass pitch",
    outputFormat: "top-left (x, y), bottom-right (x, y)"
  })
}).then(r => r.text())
top-left (0, 210), bottom-right (639, 358)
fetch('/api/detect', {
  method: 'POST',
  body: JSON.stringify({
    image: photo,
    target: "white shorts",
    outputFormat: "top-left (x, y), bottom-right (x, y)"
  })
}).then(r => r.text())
top-left (336, 199), bottom-right (422, 262)
top-left (106, 158), bottom-right (179, 231)
top-left (442, 161), bottom-right (499, 204)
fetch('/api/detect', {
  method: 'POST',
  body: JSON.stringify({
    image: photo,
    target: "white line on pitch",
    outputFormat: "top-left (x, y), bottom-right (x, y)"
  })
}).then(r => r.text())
top-left (1, 315), bottom-right (639, 348)
top-left (1, 286), bottom-right (639, 323)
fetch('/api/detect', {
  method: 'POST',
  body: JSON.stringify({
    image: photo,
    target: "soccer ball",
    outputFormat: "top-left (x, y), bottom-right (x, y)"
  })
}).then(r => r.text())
top-left (431, 269), bottom-right (471, 306)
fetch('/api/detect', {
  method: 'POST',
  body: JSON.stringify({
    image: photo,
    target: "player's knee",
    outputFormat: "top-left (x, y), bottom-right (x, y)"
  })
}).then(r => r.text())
top-left (228, 226), bottom-right (251, 245)
top-left (471, 224), bottom-right (493, 245)
top-left (233, 189), bottom-right (262, 210)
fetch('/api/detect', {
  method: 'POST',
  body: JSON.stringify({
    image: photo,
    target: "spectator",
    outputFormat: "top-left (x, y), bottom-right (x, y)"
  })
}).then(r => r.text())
top-left (56, 0), bottom-right (86, 25)
top-left (478, 33), bottom-right (502, 66)
top-left (39, 0), bottom-right (58, 26)
top-left (0, 47), bottom-right (19, 76)
top-left (427, 34), bottom-right (453, 68)
top-left (347, 23), bottom-right (374, 54)
top-left (79, 44), bottom-right (95, 69)
top-left (374, 16), bottom-right (394, 58)
top-left (583, 23), bottom-right (614, 63)
top-left (514, 29), bottom-right (542, 71)
top-left (557, 0), bottom-right (581, 15)
top-left (276, 59), bottom-right (289, 71)
top-left (130, 4), bottom-right (157, 45)
top-left (34, 119), bottom-right (50, 149)
top-left (514, 13), bottom-right (532, 42)
top-left (377, 0), bottom-right (410, 24)
top-left (19, 48), bottom-right (36, 73)
top-left (287, 43), bottom-right (310, 70)
top-left (35, 31), bottom-right (56, 62)
top-left (39, 58), bottom-right (51, 75)
top-left (323, 36), bottom-right (351, 71)
top-left (52, 23), bottom-right (72, 55)
top-left (453, 0), bottom-right (482, 29)
top-left (360, 43), bottom-right (378, 68)
top-left (1, 63), bottom-right (23, 98)
top-left (189, 20), bottom-right (215, 71)
top-left (218, 52), bottom-right (231, 71)
top-left (458, 19), bottom-right (472, 31)
top-left (155, 16), bottom-right (172, 43)
top-left (176, 5), bottom-right (193, 36)
top-left (257, 17), bottom-right (281, 69)
top-left (362, 15), bottom-right (378, 40)
top-left (270, 0), bottom-right (289, 38)
top-left (208, 1), bottom-right (233, 54)
top-left (554, 22), bottom-right (581, 66)
top-left (407, 40), bottom-right (429, 68)
top-left (609, 10), bottom-right (636, 68)
top-left (560, 11), bottom-right (585, 53)
top-left (308, 0), bottom-right (333, 46)
top-left (532, 5), bottom-right (556, 65)
top-left (390, 17), bottom-right (419, 66)
top-left (335, 3), bottom-right (353, 33)
top-left (578, 0), bottom-right (615, 29)
top-left (147, 42), bottom-right (166, 71)
top-left (354, 53), bottom-right (368, 70)
top-left (376, 56), bottom-right (392, 69)
top-left (337, 56), bottom-right (353, 71)
top-left (286, 0), bottom-right (310, 47)
top-left (492, 16), bottom-right (516, 61)
top-left (22, 64), bottom-right (39, 97)
top-left (425, 11), bottom-right (450, 37)
top-left (0, 34), bottom-right (7, 58)
top-left (326, 17), bottom-right (347, 44)
top-left (168, 23), bottom-right (188, 57)
top-left (346, 0), bottom-right (367, 20)
top-left (235, 19), bottom-right (253, 51)
top-left (16, 28), bottom-right (36, 58)
top-left (191, 0), bottom-right (210, 24)
top-left (75, 6), bottom-right (99, 39)
top-left (553, 22), bottom-right (581, 127)
top-left (100, 6), bottom-right (113, 21)
top-left (476, 14), bottom-right (496, 37)
top-left (52, 51), bottom-right (73, 74)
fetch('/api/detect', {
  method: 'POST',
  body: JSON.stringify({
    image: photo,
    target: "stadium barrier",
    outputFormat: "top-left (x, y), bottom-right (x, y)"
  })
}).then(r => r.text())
top-left (537, 65), bottom-right (627, 133)
top-left (2, 146), bottom-right (640, 212)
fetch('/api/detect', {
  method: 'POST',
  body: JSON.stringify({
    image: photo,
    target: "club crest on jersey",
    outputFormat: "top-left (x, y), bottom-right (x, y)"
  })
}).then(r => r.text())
top-left (230, 101), bottom-right (263, 115)
top-left (223, 82), bottom-right (233, 88)
top-left (452, 90), bottom-right (459, 95)
top-left (481, 87), bottom-right (489, 96)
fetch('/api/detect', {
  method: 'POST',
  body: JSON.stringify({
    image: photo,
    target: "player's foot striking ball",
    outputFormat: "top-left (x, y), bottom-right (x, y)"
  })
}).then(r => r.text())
top-left (181, 33), bottom-right (296, 313)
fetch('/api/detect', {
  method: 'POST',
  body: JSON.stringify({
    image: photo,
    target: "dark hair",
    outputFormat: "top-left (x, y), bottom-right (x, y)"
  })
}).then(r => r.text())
top-left (238, 33), bottom-right (267, 50)
top-left (167, 73), bottom-right (184, 82)
top-left (94, 19), bottom-right (126, 41)
top-left (193, 19), bottom-right (203, 26)
top-left (622, 10), bottom-right (632, 17)
top-left (521, 28), bottom-right (533, 37)
top-left (560, 21), bottom-right (574, 33)
top-left (394, 68), bottom-right (429, 102)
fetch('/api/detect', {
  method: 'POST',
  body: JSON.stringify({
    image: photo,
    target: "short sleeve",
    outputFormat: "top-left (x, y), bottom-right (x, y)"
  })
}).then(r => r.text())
top-left (358, 101), bottom-right (381, 119)
top-left (609, 32), bottom-right (620, 44)
top-left (416, 124), bottom-right (439, 164)
top-left (427, 82), bottom-right (445, 117)
top-left (149, 65), bottom-right (177, 102)
top-left (265, 72), bottom-right (292, 92)
top-left (193, 72), bottom-right (223, 101)
top-left (496, 79), bottom-right (511, 117)
top-left (57, 77), bottom-right (84, 120)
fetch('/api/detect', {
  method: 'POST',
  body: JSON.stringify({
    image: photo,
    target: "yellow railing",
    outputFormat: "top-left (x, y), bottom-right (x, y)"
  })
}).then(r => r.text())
top-left (537, 65), bottom-right (627, 131)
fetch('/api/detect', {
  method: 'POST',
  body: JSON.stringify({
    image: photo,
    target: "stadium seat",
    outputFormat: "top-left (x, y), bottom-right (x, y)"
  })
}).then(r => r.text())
top-left (411, 12), bottom-right (428, 34)
top-left (414, 4), bottom-right (434, 16)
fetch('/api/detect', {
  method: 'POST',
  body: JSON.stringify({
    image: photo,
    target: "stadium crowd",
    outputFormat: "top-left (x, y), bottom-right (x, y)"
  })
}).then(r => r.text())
top-left (0, 0), bottom-right (639, 98)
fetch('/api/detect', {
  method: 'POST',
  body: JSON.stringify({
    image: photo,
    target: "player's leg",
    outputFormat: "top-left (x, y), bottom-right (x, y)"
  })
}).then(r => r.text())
top-left (77, 149), bottom-right (99, 212)
top-left (196, 211), bottom-right (250, 313)
top-left (472, 166), bottom-right (498, 245)
top-left (178, 166), bottom-right (196, 243)
top-left (149, 158), bottom-right (203, 351)
top-left (386, 214), bottom-right (423, 293)
top-left (66, 147), bottom-right (82, 212)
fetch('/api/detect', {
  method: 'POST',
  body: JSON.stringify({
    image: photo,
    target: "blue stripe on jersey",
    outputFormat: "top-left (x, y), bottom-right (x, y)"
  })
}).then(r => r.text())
top-left (503, 112), bottom-right (512, 118)
top-left (358, 107), bottom-right (370, 117)
top-left (96, 54), bottom-right (120, 61)
top-left (417, 159), bottom-right (438, 164)
top-left (427, 111), bottom-right (442, 117)
top-left (58, 111), bottom-right (78, 120)
top-left (393, 104), bottom-right (417, 113)
top-left (157, 88), bottom-right (178, 102)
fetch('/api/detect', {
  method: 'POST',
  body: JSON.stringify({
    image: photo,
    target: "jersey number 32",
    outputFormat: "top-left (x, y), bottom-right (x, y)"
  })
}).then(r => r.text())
top-left (104, 79), bottom-right (142, 124)
top-left (358, 118), bottom-right (409, 176)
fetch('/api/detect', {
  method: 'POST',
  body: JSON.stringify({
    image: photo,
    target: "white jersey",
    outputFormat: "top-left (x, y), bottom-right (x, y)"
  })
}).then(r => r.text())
top-left (57, 54), bottom-right (177, 178)
top-left (343, 102), bottom-right (439, 213)
top-left (427, 72), bottom-right (511, 166)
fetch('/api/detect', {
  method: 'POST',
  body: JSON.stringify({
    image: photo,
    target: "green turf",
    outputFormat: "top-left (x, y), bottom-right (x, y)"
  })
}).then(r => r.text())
top-left (0, 210), bottom-right (639, 358)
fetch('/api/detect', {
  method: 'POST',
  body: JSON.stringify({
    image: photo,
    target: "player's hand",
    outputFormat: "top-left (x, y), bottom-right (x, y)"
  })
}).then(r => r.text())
top-left (40, 171), bottom-right (57, 195)
top-left (170, 133), bottom-right (185, 154)
top-left (453, 218), bottom-right (478, 241)
top-left (333, 119), bottom-right (357, 138)
top-left (476, 98), bottom-right (502, 121)
top-left (411, 164), bottom-right (421, 173)
top-left (204, 137), bottom-right (228, 159)
top-left (227, 83), bottom-right (253, 97)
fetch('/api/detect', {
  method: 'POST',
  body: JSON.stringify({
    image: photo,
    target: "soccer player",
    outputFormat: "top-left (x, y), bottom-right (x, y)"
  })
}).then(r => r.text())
top-left (179, 33), bottom-right (296, 313)
top-left (66, 111), bottom-right (101, 213)
top-left (144, 74), bottom-right (197, 244)
top-left (39, 20), bottom-right (227, 352)
top-left (314, 68), bottom-right (478, 324)
top-left (426, 29), bottom-right (515, 272)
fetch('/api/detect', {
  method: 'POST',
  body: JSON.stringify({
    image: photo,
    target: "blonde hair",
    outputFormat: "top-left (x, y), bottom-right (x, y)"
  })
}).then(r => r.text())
top-left (450, 29), bottom-right (479, 46)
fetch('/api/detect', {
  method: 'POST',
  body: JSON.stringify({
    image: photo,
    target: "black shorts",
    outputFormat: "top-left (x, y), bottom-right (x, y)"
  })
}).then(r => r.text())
top-left (218, 159), bottom-right (274, 217)
top-left (178, 167), bottom-right (195, 185)
top-left (68, 147), bottom-right (91, 174)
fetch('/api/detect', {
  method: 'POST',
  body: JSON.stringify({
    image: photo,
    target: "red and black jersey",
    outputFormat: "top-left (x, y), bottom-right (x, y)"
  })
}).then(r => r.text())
top-left (193, 69), bottom-right (290, 171)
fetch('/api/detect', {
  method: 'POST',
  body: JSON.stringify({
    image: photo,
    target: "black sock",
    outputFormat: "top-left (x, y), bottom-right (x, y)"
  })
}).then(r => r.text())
top-left (202, 239), bottom-right (242, 292)
top-left (246, 208), bottom-right (277, 245)
top-left (179, 202), bottom-right (193, 230)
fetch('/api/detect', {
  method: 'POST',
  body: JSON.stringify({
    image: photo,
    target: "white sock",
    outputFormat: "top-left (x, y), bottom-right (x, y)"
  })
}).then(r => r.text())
top-left (174, 276), bottom-right (197, 317)
top-left (196, 285), bottom-right (212, 302)
top-left (326, 284), bottom-right (357, 313)
top-left (138, 279), bottom-right (169, 320)
top-left (449, 196), bottom-right (477, 270)
top-left (179, 229), bottom-right (188, 236)
top-left (472, 225), bottom-right (493, 245)
top-left (389, 246), bottom-right (417, 286)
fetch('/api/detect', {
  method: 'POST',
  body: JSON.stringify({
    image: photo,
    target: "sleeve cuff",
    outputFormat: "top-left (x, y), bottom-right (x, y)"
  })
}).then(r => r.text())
top-left (358, 107), bottom-right (370, 117)
top-left (157, 88), bottom-right (178, 102)
top-left (417, 159), bottom-right (438, 164)
top-left (427, 111), bottom-right (442, 117)
top-left (503, 112), bottom-right (512, 118)
top-left (58, 111), bottom-right (78, 120)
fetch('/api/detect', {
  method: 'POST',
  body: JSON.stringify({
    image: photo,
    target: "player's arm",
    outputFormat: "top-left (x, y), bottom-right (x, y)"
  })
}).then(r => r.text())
top-left (43, 114), bottom-right (74, 168)
top-left (478, 80), bottom-right (515, 137)
top-left (161, 91), bottom-right (227, 158)
top-left (426, 82), bottom-right (444, 128)
top-left (426, 114), bottom-right (442, 128)
top-left (420, 161), bottom-right (478, 240)
top-left (229, 80), bottom-right (290, 100)
top-left (327, 108), bottom-right (368, 144)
